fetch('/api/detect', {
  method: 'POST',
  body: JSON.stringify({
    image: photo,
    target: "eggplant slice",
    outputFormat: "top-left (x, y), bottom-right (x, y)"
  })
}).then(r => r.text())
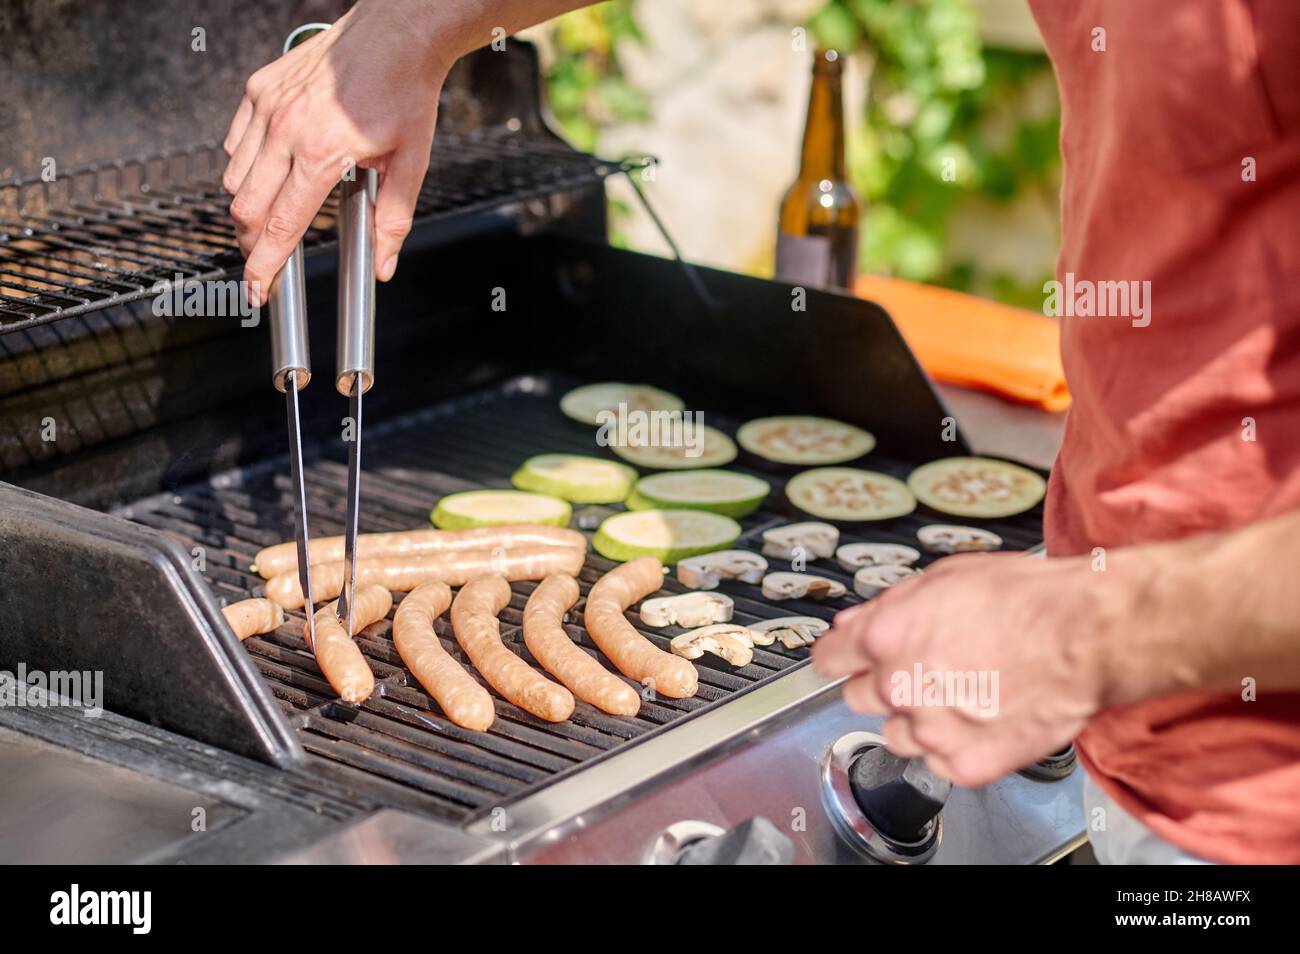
top-left (907, 456), bottom-right (1046, 519)
top-left (785, 467), bottom-right (917, 522)
top-left (737, 415), bottom-right (875, 466)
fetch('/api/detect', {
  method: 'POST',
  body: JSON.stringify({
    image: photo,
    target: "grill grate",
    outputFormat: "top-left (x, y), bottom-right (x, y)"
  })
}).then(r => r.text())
top-left (0, 133), bottom-right (634, 334)
top-left (119, 374), bottom-right (1044, 821)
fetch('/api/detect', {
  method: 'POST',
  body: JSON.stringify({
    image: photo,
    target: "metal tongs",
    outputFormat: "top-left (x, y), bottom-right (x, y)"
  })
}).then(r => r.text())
top-left (267, 23), bottom-right (376, 645)
top-left (335, 167), bottom-right (378, 638)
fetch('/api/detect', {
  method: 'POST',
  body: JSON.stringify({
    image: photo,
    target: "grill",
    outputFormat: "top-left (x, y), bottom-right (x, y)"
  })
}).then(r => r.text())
top-left (114, 374), bottom-right (1044, 820)
top-left (0, 15), bottom-right (1083, 864)
top-left (0, 134), bottom-right (637, 331)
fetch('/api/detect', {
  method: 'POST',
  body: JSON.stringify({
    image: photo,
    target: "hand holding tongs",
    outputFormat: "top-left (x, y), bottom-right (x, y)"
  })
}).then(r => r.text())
top-left (267, 22), bottom-right (377, 648)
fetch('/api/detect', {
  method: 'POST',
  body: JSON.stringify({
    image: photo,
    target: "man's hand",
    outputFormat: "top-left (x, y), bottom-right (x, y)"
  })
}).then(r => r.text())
top-left (222, 0), bottom-right (599, 303)
top-left (813, 505), bottom-right (1300, 788)
top-left (812, 551), bottom-right (1127, 787)
top-left (222, 0), bottom-right (449, 303)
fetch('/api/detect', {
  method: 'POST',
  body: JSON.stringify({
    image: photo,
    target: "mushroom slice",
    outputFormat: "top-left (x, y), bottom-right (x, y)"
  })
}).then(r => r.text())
top-left (916, 524), bottom-right (1003, 555)
top-left (639, 592), bottom-right (734, 629)
top-left (853, 564), bottom-right (921, 599)
top-left (760, 521), bottom-right (840, 561)
top-left (676, 550), bottom-right (769, 589)
top-left (670, 624), bottom-right (757, 667)
top-left (834, 542), bottom-right (921, 572)
top-left (750, 616), bottom-right (829, 649)
top-left (760, 572), bottom-right (847, 601)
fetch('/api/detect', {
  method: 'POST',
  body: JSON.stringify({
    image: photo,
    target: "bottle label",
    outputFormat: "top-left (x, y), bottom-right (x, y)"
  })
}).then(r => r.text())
top-left (775, 233), bottom-right (833, 288)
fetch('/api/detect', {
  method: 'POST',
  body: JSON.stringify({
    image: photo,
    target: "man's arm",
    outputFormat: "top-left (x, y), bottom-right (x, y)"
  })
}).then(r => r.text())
top-left (811, 508), bottom-right (1300, 786)
top-left (222, 0), bottom-right (600, 303)
top-left (1103, 508), bottom-right (1300, 702)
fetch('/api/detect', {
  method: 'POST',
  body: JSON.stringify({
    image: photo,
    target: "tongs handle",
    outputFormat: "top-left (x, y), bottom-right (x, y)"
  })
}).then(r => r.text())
top-left (269, 243), bottom-right (310, 392)
top-left (268, 22), bottom-right (330, 391)
top-left (336, 170), bottom-right (378, 395)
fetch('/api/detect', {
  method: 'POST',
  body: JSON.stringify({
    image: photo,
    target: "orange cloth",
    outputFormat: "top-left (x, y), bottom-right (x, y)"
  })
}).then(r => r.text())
top-left (854, 275), bottom-right (1071, 413)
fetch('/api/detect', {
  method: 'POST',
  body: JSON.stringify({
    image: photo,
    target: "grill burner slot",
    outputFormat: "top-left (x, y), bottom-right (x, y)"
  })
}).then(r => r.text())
top-left (118, 374), bottom-right (1045, 820)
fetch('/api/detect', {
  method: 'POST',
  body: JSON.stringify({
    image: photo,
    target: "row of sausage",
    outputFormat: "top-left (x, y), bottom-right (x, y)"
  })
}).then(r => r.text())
top-left (221, 524), bottom-right (705, 731)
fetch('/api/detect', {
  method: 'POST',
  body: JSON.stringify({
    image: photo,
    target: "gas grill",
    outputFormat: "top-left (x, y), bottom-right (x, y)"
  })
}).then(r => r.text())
top-left (0, 1), bottom-right (1084, 864)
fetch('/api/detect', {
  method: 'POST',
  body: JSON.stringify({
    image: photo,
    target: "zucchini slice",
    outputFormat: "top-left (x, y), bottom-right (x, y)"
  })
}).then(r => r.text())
top-left (626, 469), bottom-right (770, 518)
top-left (511, 453), bottom-right (637, 504)
top-left (785, 467), bottom-right (916, 521)
top-left (592, 509), bottom-right (742, 563)
top-left (737, 416), bottom-right (875, 466)
top-left (610, 424), bottom-right (738, 470)
top-left (559, 381), bottom-right (684, 426)
top-left (431, 489), bottom-right (572, 530)
top-left (907, 456), bottom-right (1046, 519)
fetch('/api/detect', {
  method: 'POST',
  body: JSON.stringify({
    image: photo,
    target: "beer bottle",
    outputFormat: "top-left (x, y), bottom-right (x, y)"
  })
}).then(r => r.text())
top-left (775, 48), bottom-right (861, 291)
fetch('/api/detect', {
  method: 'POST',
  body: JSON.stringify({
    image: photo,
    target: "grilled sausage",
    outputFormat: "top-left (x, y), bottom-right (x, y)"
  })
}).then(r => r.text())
top-left (584, 557), bottom-right (699, 699)
top-left (266, 545), bottom-right (586, 609)
top-left (393, 581), bottom-right (496, 731)
top-left (252, 524), bottom-right (587, 579)
top-left (311, 583), bottom-right (392, 703)
top-left (221, 598), bottom-right (284, 640)
top-left (450, 576), bottom-right (575, 722)
top-left (523, 575), bottom-right (640, 717)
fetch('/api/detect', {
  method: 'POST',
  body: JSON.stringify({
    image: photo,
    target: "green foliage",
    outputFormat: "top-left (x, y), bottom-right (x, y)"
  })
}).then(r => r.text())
top-left (811, 0), bottom-right (1061, 294)
top-left (535, 0), bottom-right (1060, 303)
top-left (540, 2), bottom-right (648, 153)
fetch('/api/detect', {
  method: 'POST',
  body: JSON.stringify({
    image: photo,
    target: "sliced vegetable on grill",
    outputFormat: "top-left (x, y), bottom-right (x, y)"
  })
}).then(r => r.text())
top-left (761, 572), bottom-right (847, 601)
top-left (431, 489), bottom-right (572, 530)
top-left (559, 381), bottom-right (684, 426)
top-left (761, 521), bottom-right (839, 560)
top-left (750, 616), bottom-right (829, 649)
top-left (611, 424), bottom-right (738, 470)
top-left (625, 469), bottom-right (770, 517)
top-left (675, 550), bottom-right (769, 589)
top-left (853, 564), bottom-right (921, 599)
top-left (907, 456), bottom-right (1047, 519)
top-left (592, 509), bottom-right (742, 563)
top-left (670, 624), bottom-right (758, 667)
top-left (737, 415), bottom-right (875, 466)
top-left (835, 542), bottom-right (921, 572)
top-left (639, 591), bottom-right (735, 628)
top-left (511, 453), bottom-right (637, 504)
top-left (917, 524), bottom-right (1003, 554)
top-left (785, 467), bottom-right (916, 521)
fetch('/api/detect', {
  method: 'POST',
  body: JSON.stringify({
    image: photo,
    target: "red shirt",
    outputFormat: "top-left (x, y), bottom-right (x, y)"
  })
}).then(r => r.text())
top-left (1029, 0), bottom-right (1300, 863)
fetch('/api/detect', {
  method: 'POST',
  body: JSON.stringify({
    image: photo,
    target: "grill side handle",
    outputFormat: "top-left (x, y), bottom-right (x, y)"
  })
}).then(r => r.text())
top-left (0, 481), bottom-right (303, 769)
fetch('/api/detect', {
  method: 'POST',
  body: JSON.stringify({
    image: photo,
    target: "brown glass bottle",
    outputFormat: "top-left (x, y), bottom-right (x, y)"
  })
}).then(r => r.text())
top-left (775, 48), bottom-right (861, 291)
